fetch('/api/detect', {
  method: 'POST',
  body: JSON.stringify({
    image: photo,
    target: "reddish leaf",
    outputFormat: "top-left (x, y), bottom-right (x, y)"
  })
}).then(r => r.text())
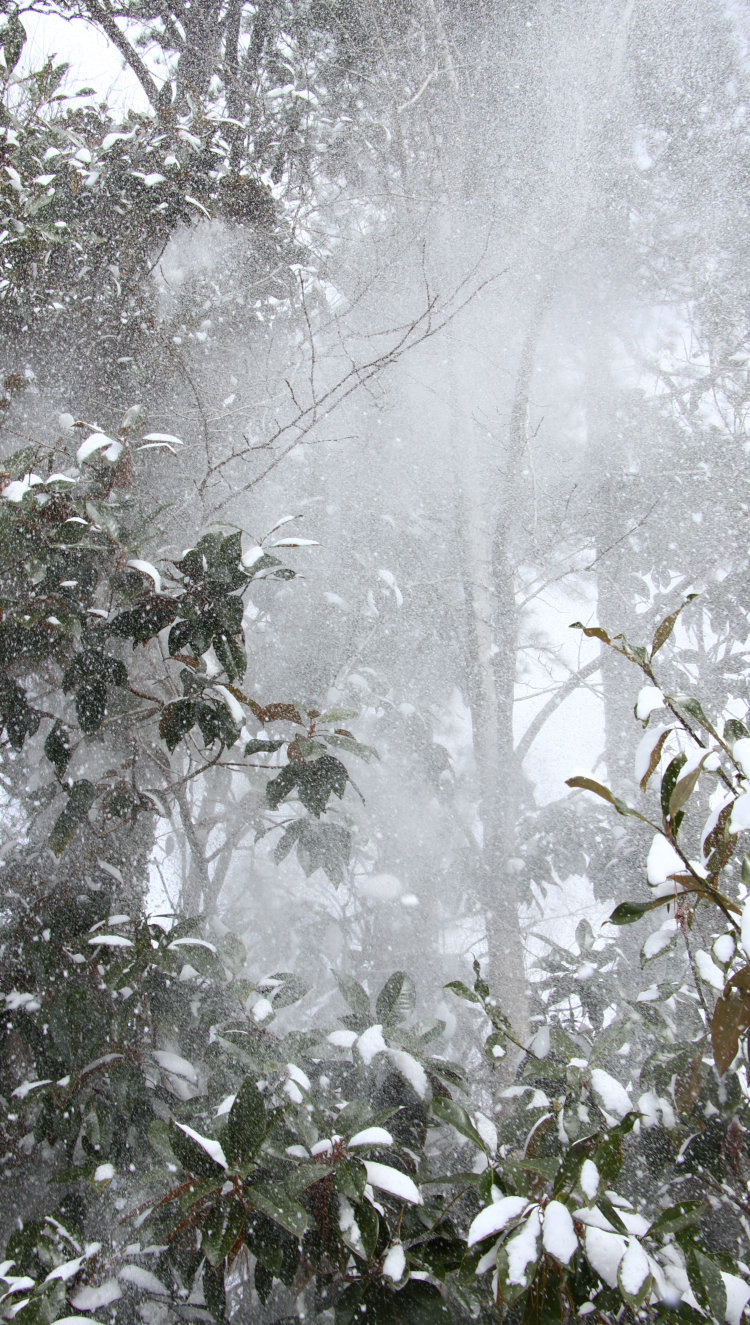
top-left (711, 986), bottom-right (750, 1075)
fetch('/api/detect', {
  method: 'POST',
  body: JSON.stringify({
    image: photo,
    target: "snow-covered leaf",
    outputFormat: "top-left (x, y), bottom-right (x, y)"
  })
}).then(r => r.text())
top-left (363, 1161), bottom-right (422, 1205)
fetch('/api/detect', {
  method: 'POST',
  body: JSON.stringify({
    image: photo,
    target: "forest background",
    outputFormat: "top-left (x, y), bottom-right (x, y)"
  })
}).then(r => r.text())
top-left (1, 0), bottom-right (750, 1321)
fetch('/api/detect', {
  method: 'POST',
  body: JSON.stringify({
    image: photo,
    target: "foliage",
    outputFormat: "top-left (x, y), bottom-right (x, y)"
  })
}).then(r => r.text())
top-left (2, 579), bottom-right (750, 1322)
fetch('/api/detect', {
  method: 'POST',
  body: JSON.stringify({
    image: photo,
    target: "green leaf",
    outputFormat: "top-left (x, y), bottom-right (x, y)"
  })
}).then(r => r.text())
top-left (266, 971), bottom-right (309, 1008)
top-left (324, 733), bottom-right (379, 760)
top-left (245, 738), bottom-right (284, 754)
top-left (318, 707), bottom-right (359, 723)
top-left (48, 779), bottom-right (96, 855)
top-left (44, 720), bottom-right (72, 775)
top-left (245, 1183), bottom-right (309, 1238)
top-left (266, 762), bottom-right (300, 810)
top-left (334, 1156), bottom-right (367, 1202)
top-left (430, 1097), bottom-right (486, 1151)
top-left (75, 676), bottom-right (107, 733)
top-left (686, 1248), bottom-right (726, 1320)
top-left (649, 1201), bottom-right (704, 1237)
top-left (168, 1120), bottom-right (225, 1182)
top-left (608, 897), bottom-right (671, 925)
top-left (295, 754), bottom-right (348, 816)
top-left (661, 753), bottom-right (686, 823)
top-left (222, 1075), bottom-right (266, 1169)
top-left (376, 971), bottom-right (416, 1025)
top-left (725, 718), bottom-right (749, 747)
top-left (444, 979), bottom-right (481, 1004)
top-left (159, 699), bottom-right (196, 753)
top-left (203, 1261), bottom-right (226, 1321)
top-left (669, 757), bottom-right (708, 820)
top-left (335, 972), bottom-right (371, 1020)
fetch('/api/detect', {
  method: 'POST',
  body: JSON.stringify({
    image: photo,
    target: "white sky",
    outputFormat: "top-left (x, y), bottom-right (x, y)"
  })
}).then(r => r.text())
top-left (21, 10), bottom-right (149, 112)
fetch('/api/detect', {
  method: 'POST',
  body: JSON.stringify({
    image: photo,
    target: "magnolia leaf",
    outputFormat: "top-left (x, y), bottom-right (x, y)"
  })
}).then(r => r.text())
top-left (222, 1075), bottom-right (266, 1169)
top-left (570, 621), bottom-right (611, 645)
top-left (669, 757), bottom-right (708, 820)
top-left (650, 595), bottom-right (698, 659)
top-left (245, 1183), bottom-right (309, 1237)
top-left (608, 898), bottom-right (670, 926)
top-left (375, 970), bottom-right (416, 1025)
top-left (640, 727), bottom-right (672, 792)
top-left (711, 986), bottom-right (750, 1075)
top-left (431, 1097), bottom-right (487, 1152)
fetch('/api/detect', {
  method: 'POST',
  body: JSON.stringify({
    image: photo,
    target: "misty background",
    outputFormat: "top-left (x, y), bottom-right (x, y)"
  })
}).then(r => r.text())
top-left (6, 0), bottom-right (750, 1039)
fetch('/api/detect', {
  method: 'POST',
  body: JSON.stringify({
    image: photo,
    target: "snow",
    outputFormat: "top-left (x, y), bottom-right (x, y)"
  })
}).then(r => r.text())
top-left (93, 1163), bottom-right (114, 1182)
top-left (286, 1063), bottom-right (311, 1091)
top-left (173, 1122), bottom-right (227, 1169)
top-left (358, 873), bottom-right (402, 902)
top-left (528, 1025), bottom-right (551, 1057)
top-left (732, 737), bottom-right (750, 778)
top-left (328, 1029), bottom-right (357, 1049)
top-left (241, 544), bottom-right (264, 568)
top-left (642, 917), bottom-right (679, 960)
top-left (590, 1068), bottom-right (632, 1120)
top-left (168, 937), bottom-right (217, 952)
top-left (215, 685), bottom-right (245, 725)
top-left (141, 433), bottom-right (184, 445)
top-left (694, 949), bottom-right (724, 990)
top-left (12, 1079), bottom-right (51, 1099)
top-left (575, 1204), bottom-right (650, 1237)
top-left (580, 1159), bottom-right (599, 1201)
top-left (635, 686), bottom-right (665, 721)
top-left (584, 1226), bottom-right (627, 1288)
top-left (310, 1136), bottom-right (340, 1157)
top-left (619, 1239), bottom-right (650, 1297)
top-left (5, 992), bottom-right (41, 1012)
top-left (714, 933), bottom-right (735, 965)
top-left (348, 1127), bottom-right (393, 1148)
top-left (126, 560), bottom-right (162, 593)
top-left (118, 1265), bottom-right (169, 1294)
top-left (742, 899), bottom-right (750, 964)
top-left (468, 1196), bottom-right (530, 1247)
top-left (252, 997), bottom-right (274, 1023)
top-left (730, 792), bottom-right (750, 833)
top-left (2, 473), bottom-right (42, 502)
top-left (45, 1256), bottom-right (84, 1282)
top-left (271, 537), bottom-right (320, 547)
top-left (646, 835), bottom-right (684, 892)
top-left (363, 1161), bottom-right (422, 1205)
top-left (216, 1093), bottom-right (236, 1116)
top-left (152, 1051), bottom-right (198, 1083)
top-left (76, 433), bottom-right (122, 464)
top-left (506, 1207), bottom-right (541, 1286)
top-left (378, 568), bottom-right (403, 606)
top-left (356, 1024), bottom-right (388, 1065)
top-left (473, 1112), bottom-right (498, 1155)
top-left (541, 1201), bottom-right (577, 1264)
top-left (382, 1243), bottom-right (406, 1281)
top-left (51, 1318), bottom-right (103, 1325)
top-left (721, 1272), bottom-right (750, 1325)
top-left (70, 1279), bottom-right (122, 1309)
top-left (87, 935), bottom-right (134, 948)
top-left (388, 1049), bottom-right (428, 1099)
